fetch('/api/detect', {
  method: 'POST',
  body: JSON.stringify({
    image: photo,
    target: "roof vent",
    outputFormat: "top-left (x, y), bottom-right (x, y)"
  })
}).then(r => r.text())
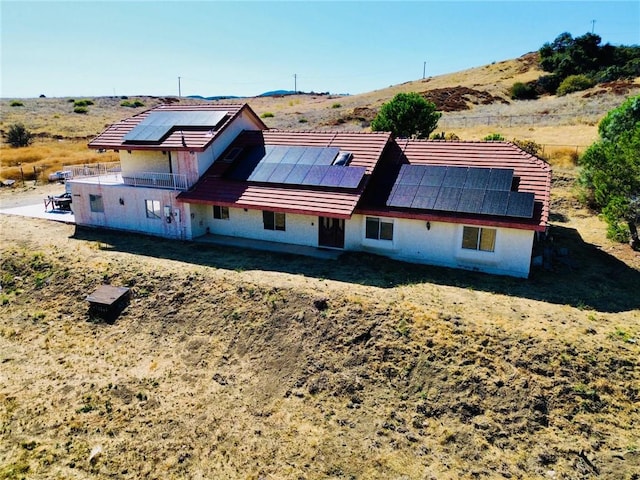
top-left (333, 152), bottom-right (353, 166)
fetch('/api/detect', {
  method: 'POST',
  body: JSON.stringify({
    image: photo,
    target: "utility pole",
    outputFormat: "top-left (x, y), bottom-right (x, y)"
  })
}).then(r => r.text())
top-left (591, 19), bottom-right (596, 33)
top-left (423, 61), bottom-right (426, 79)
top-left (294, 74), bottom-right (297, 93)
top-left (178, 76), bottom-right (182, 98)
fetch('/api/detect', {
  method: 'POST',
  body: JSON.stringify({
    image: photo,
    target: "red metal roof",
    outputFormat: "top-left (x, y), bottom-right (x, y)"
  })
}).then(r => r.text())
top-left (357, 140), bottom-right (551, 231)
top-left (177, 130), bottom-right (393, 217)
top-left (88, 104), bottom-right (266, 152)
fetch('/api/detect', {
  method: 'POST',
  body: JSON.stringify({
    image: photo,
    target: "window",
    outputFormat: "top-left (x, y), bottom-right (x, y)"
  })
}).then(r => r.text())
top-left (145, 199), bottom-right (161, 219)
top-left (366, 217), bottom-right (393, 241)
top-left (462, 226), bottom-right (496, 252)
top-left (213, 205), bottom-right (229, 220)
top-left (89, 194), bottom-right (104, 213)
top-left (263, 211), bottom-right (285, 231)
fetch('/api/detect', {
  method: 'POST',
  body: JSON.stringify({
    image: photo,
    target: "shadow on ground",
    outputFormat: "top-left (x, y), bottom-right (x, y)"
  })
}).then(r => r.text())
top-left (72, 224), bottom-right (639, 314)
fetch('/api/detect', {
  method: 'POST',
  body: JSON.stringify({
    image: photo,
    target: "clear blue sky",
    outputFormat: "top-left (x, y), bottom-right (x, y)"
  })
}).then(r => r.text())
top-left (2, 1), bottom-right (639, 98)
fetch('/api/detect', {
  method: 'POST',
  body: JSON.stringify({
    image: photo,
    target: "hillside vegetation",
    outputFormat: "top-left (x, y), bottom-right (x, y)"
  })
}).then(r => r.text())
top-left (1, 51), bottom-right (639, 479)
top-left (0, 212), bottom-right (639, 479)
top-left (1, 53), bottom-right (639, 182)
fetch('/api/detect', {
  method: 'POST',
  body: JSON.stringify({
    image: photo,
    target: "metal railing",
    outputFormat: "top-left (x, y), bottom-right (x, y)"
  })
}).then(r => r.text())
top-left (121, 172), bottom-right (188, 191)
top-left (63, 162), bottom-right (188, 190)
top-left (63, 162), bottom-right (121, 179)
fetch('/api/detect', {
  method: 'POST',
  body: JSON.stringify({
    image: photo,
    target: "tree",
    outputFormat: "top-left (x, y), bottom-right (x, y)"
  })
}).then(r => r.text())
top-left (579, 96), bottom-right (640, 249)
top-left (6, 123), bottom-right (34, 148)
top-left (371, 92), bottom-right (441, 139)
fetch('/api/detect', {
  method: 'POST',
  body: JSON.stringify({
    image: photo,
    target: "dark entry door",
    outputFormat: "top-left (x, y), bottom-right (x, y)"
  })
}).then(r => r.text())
top-left (318, 217), bottom-right (345, 248)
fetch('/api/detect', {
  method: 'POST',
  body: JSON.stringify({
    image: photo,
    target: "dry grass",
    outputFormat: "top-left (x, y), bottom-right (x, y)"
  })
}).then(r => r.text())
top-left (2, 55), bottom-right (638, 182)
top-left (0, 201), bottom-right (638, 479)
top-left (1, 140), bottom-right (118, 181)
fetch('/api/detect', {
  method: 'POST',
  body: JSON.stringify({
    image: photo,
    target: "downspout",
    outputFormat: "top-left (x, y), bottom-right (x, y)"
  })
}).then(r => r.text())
top-left (168, 151), bottom-right (173, 174)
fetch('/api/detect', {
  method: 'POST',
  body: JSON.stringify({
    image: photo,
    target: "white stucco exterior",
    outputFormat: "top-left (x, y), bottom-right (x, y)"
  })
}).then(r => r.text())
top-left (351, 214), bottom-right (534, 277)
top-left (71, 180), bottom-right (186, 239)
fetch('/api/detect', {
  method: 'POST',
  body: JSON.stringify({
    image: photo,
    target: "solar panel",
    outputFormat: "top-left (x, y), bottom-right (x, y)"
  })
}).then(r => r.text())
top-left (339, 168), bottom-right (365, 188)
top-left (397, 165), bottom-right (426, 185)
top-left (321, 167), bottom-right (346, 187)
top-left (457, 188), bottom-right (486, 214)
top-left (266, 163), bottom-right (295, 183)
top-left (388, 192), bottom-right (415, 208)
top-left (411, 185), bottom-right (440, 209)
top-left (464, 168), bottom-right (491, 189)
top-left (506, 192), bottom-right (535, 218)
top-left (300, 165), bottom-right (328, 185)
top-left (442, 167), bottom-right (469, 188)
top-left (124, 110), bottom-right (227, 143)
top-left (279, 146), bottom-right (307, 164)
top-left (262, 146), bottom-right (289, 164)
top-left (434, 187), bottom-right (462, 211)
top-left (487, 168), bottom-right (514, 191)
top-left (481, 190), bottom-right (509, 215)
top-left (420, 165), bottom-right (447, 186)
top-left (284, 164), bottom-right (312, 184)
top-left (298, 147), bottom-right (322, 165)
top-left (248, 162), bottom-right (278, 182)
top-left (315, 147), bottom-right (340, 165)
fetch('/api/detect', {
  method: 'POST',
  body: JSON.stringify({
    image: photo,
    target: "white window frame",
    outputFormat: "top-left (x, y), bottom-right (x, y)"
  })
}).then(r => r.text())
top-left (145, 199), bottom-right (161, 220)
top-left (462, 226), bottom-right (496, 252)
top-left (365, 216), bottom-right (393, 241)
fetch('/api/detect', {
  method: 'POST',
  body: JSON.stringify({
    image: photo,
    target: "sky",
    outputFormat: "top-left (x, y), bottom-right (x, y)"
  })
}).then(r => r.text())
top-left (1, 1), bottom-right (639, 98)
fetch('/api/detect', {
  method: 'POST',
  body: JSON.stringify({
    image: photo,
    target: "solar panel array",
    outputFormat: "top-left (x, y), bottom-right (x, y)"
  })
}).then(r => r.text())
top-left (386, 165), bottom-right (535, 218)
top-left (228, 145), bottom-right (365, 189)
top-left (123, 111), bottom-right (228, 143)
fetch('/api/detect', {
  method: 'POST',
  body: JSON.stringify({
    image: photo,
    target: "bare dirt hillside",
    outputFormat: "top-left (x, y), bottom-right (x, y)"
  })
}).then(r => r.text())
top-left (1, 168), bottom-right (639, 479)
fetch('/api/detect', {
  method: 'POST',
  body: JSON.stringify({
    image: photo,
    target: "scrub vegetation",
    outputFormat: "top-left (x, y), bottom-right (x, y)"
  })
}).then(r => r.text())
top-left (0, 51), bottom-right (639, 478)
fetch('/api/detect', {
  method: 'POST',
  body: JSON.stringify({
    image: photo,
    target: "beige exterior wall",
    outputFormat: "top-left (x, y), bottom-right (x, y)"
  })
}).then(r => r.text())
top-left (120, 150), bottom-right (170, 176)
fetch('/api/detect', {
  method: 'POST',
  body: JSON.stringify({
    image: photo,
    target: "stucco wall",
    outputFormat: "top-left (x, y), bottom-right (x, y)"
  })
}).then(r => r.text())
top-left (120, 150), bottom-right (170, 176)
top-left (71, 183), bottom-right (186, 239)
top-left (350, 214), bottom-right (534, 277)
top-left (202, 207), bottom-right (320, 246)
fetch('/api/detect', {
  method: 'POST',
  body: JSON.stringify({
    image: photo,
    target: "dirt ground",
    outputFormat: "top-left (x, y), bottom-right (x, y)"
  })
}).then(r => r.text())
top-left (1, 175), bottom-right (639, 479)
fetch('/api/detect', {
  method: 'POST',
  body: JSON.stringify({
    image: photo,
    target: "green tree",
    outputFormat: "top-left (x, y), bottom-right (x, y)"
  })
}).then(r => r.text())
top-left (6, 123), bottom-right (34, 148)
top-left (371, 92), bottom-right (441, 139)
top-left (579, 96), bottom-right (640, 249)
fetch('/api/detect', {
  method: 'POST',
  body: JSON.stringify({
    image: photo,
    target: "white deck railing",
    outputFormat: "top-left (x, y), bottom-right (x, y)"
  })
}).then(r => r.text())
top-left (63, 162), bottom-right (188, 191)
top-left (121, 172), bottom-right (188, 191)
top-left (64, 162), bottom-right (121, 179)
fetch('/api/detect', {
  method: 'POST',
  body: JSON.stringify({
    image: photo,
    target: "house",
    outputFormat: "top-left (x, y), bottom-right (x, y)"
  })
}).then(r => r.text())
top-left (69, 103), bottom-right (551, 278)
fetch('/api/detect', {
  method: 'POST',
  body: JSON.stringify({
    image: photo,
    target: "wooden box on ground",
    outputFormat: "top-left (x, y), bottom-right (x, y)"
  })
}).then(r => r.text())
top-left (86, 285), bottom-right (131, 322)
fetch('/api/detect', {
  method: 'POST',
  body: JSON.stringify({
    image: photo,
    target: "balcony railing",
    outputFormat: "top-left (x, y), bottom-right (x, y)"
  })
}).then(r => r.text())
top-left (64, 162), bottom-right (121, 178)
top-left (63, 162), bottom-right (189, 191)
top-left (121, 172), bottom-right (188, 191)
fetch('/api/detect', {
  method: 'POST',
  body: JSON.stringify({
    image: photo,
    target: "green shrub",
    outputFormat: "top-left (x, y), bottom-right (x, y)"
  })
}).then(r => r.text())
top-left (331, 103), bottom-right (342, 109)
top-left (512, 138), bottom-right (545, 158)
top-left (430, 132), bottom-right (460, 140)
top-left (260, 112), bottom-right (274, 118)
top-left (73, 99), bottom-right (94, 107)
top-left (557, 74), bottom-right (595, 96)
top-left (121, 100), bottom-right (145, 108)
top-left (67, 98), bottom-right (75, 103)
top-left (6, 123), bottom-right (34, 147)
top-left (510, 82), bottom-right (538, 100)
top-left (483, 133), bottom-right (505, 141)
top-left (73, 106), bottom-right (88, 114)
top-left (298, 118), bottom-right (308, 123)
top-left (10, 100), bottom-right (24, 107)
